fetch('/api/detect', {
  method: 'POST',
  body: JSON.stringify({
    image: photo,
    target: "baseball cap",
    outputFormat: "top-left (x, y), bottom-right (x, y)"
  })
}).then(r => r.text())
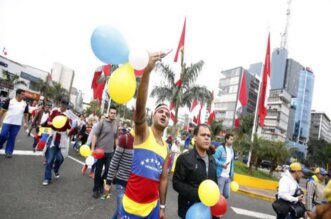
top-left (60, 97), bottom-right (69, 108)
top-left (290, 162), bottom-right (302, 171)
top-left (314, 167), bottom-right (328, 175)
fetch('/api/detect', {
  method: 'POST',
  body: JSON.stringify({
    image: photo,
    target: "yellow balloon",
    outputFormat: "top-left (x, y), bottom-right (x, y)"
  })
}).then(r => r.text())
top-left (108, 63), bottom-right (136, 104)
top-left (52, 115), bottom-right (67, 129)
top-left (80, 145), bottom-right (92, 157)
top-left (230, 181), bottom-right (239, 192)
top-left (198, 179), bottom-right (220, 206)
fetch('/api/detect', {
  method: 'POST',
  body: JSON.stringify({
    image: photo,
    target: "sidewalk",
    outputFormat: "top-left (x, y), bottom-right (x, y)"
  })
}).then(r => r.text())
top-left (238, 185), bottom-right (276, 202)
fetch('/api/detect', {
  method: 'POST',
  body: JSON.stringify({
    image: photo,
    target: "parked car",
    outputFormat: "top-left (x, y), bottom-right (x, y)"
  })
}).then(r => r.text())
top-left (260, 160), bottom-right (272, 169)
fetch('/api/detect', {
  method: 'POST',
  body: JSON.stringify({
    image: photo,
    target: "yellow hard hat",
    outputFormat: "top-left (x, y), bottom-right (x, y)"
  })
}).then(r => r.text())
top-left (290, 162), bottom-right (302, 171)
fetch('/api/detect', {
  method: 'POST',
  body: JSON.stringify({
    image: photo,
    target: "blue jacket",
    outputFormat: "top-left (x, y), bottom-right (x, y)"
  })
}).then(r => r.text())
top-left (214, 144), bottom-right (234, 178)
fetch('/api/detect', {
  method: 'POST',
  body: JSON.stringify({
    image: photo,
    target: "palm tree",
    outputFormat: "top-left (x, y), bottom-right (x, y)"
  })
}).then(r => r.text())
top-left (50, 82), bottom-right (69, 104)
top-left (150, 61), bottom-right (212, 132)
top-left (1, 70), bottom-right (27, 96)
top-left (35, 79), bottom-right (51, 97)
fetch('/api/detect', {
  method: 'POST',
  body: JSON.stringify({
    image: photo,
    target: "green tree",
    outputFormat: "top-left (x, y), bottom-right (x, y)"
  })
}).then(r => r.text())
top-left (150, 61), bottom-right (212, 134)
top-left (307, 139), bottom-right (331, 168)
top-left (1, 70), bottom-right (27, 95)
top-left (85, 100), bottom-right (101, 117)
top-left (35, 79), bottom-right (51, 97)
top-left (233, 114), bottom-right (254, 161)
top-left (49, 82), bottom-right (69, 104)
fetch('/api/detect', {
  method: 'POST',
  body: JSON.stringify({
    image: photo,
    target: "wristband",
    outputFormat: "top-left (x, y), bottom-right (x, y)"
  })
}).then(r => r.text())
top-left (160, 204), bottom-right (166, 209)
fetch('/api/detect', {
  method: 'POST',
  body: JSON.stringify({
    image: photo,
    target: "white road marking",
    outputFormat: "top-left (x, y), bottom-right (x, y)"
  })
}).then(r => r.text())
top-left (68, 155), bottom-right (85, 165)
top-left (0, 149), bottom-right (43, 156)
top-left (231, 207), bottom-right (275, 219)
top-left (1, 149), bottom-right (85, 165)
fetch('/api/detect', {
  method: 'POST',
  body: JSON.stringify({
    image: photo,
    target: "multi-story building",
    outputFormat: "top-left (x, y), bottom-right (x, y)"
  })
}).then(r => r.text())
top-left (269, 47), bottom-right (315, 157)
top-left (260, 89), bottom-right (291, 142)
top-left (0, 55), bottom-right (48, 101)
top-left (214, 67), bottom-right (259, 128)
top-left (51, 62), bottom-right (75, 94)
top-left (70, 87), bottom-right (84, 113)
top-left (310, 111), bottom-right (331, 143)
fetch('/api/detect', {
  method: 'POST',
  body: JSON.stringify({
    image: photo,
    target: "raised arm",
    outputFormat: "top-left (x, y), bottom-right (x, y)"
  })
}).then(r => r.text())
top-left (134, 52), bottom-right (164, 143)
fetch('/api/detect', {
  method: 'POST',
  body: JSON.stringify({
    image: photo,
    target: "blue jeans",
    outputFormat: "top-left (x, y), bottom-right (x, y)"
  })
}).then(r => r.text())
top-left (217, 176), bottom-right (231, 199)
top-left (44, 138), bottom-right (64, 181)
top-left (111, 184), bottom-right (126, 219)
top-left (0, 123), bottom-right (21, 155)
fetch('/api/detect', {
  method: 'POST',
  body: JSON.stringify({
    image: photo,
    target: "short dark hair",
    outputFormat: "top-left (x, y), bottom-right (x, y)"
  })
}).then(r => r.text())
top-left (109, 105), bottom-right (117, 112)
top-left (224, 133), bottom-right (234, 141)
top-left (16, 89), bottom-right (25, 95)
top-left (193, 124), bottom-right (211, 136)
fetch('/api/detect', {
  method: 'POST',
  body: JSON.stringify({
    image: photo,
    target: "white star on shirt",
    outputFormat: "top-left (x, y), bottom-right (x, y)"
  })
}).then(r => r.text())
top-left (141, 161), bottom-right (144, 165)
top-left (146, 159), bottom-right (149, 163)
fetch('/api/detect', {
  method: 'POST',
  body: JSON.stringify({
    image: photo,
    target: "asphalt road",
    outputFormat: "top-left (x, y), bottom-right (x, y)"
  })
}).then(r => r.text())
top-left (0, 129), bottom-right (277, 219)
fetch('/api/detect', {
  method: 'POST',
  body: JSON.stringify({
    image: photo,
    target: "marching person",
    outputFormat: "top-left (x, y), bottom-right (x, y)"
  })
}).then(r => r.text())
top-left (119, 52), bottom-right (170, 219)
top-left (0, 89), bottom-right (28, 158)
top-left (173, 124), bottom-right (219, 219)
top-left (42, 97), bottom-right (73, 186)
top-left (214, 133), bottom-right (235, 199)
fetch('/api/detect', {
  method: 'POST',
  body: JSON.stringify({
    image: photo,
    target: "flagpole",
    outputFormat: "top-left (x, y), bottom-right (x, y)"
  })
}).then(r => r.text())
top-left (247, 72), bottom-right (262, 168)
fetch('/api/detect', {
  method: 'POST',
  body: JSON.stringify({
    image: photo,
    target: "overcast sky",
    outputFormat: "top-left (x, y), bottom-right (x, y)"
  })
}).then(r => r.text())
top-left (1, 0), bottom-right (330, 117)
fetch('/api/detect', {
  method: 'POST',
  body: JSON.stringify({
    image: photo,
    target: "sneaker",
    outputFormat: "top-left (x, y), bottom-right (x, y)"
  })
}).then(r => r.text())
top-left (100, 193), bottom-right (111, 200)
top-left (92, 191), bottom-right (100, 199)
top-left (81, 165), bottom-right (88, 175)
top-left (54, 173), bottom-right (60, 179)
top-left (42, 180), bottom-right (50, 186)
top-left (89, 172), bottom-right (95, 178)
top-left (5, 154), bottom-right (12, 158)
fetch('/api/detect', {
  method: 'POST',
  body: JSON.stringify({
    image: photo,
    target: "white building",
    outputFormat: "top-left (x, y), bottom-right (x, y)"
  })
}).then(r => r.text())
top-left (0, 55), bottom-right (48, 100)
top-left (260, 89), bottom-right (291, 142)
top-left (70, 87), bottom-right (84, 113)
top-left (310, 111), bottom-right (331, 143)
top-left (51, 62), bottom-right (75, 94)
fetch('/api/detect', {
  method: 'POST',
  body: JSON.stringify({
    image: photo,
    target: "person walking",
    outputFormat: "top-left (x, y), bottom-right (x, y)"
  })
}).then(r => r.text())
top-left (104, 129), bottom-right (134, 219)
top-left (42, 97), bottom-right (73, 186)
top-left (173, 124), bottom-right (219, 219)
top-left (91, 106), bottom-right (118, 198)
top-left (305, 167), bottom-right (328, 212)
top-left (119, 52), bottom-right (170, 219)
top-left (0, 89), bottom-right (28, 158)
top-left (214, 133), bottom-right (235, 199)
top-left (31, 102), bottom-right (51, 151)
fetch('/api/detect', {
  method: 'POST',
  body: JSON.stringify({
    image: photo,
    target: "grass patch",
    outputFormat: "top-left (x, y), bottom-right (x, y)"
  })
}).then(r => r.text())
top-left (234, 161), bottom-right (278, 181)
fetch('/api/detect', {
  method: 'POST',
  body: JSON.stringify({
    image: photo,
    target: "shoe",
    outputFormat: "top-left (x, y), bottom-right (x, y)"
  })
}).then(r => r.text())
top-left (42, 180), bottom-right (50, 186)
top-left (92, 191), bottom-right (100, 199)
top-left (100, 193), bottom-right (111, 200)
top-left (54, 173), bottom-right (60, 179)
top-left (5, 154), bottom-right (12, 158)
top-left (89, 172), bottom-right (95, 178)
top-left (81, 165), bottom-right (88, 175)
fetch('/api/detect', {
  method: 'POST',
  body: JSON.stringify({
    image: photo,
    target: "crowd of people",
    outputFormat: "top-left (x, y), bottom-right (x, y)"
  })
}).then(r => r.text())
top-left (1, 53), bottom-right (331, 219)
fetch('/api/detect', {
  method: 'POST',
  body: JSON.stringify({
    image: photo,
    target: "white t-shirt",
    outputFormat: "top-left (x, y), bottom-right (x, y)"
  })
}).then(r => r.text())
top-left (2, 98), bottom-right (28, 126)
top-left (40, 112), bottom-right (50, 125)
top-left (221, 146), bottom-right (233, 178)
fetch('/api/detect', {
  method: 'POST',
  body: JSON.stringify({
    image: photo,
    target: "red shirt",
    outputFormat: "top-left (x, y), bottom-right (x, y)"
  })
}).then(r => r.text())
top-left (48, 109), bottom-right (72, 143)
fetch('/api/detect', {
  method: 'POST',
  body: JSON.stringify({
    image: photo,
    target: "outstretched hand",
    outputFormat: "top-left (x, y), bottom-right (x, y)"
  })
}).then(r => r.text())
top-left (144, 52), bottom-right (166, 75)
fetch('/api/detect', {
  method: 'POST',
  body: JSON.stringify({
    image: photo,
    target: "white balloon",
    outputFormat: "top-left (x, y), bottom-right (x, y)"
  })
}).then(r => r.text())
top-left (85, 156), bottom-right (95, 166)
top-left (129, 48), bottom-right (149, 70)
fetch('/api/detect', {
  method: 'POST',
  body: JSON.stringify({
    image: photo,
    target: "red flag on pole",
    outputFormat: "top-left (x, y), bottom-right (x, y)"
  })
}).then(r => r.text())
top-left (193, 103), bottom-right (203, 125)
top-left (91, 66), bottom-right (103, 101)
top-left (258, 34), bottom-right (271, 128)
top-left (207, 91), bottom-right (215, 125)
top-left (190, 99), bottom-right (198, 112)
top-left (174, 18), bottom-right (186, 62)
top-left (234, 71), bottom-right (248, 128)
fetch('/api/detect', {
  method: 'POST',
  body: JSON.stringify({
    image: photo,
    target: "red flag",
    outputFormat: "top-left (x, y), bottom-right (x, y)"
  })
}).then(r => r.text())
top-left (91, 66), bottom-right (103, 100)
top-left (207, 91), bottom-right (215, 125)
top-left (103, 64), bottom-right (111, 76)
top-left (193, 103), bottom-right (203, 125)
top-left (258, 34), bottom-right (271, 128)
top-left (234, 71), bottom-right (248, 128)
top-left (175, 79), bottom-right (182, 87)
top-left (174, 18), bottom-right (186, 62)
top-left (190, 99), bottom-right (198, 112)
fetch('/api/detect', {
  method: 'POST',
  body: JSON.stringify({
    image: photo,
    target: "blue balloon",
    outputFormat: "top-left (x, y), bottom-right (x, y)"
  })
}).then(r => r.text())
top-left (185, 202), bottom-right (211, 219)
top-left (91, 25), bottom-right (129, 64)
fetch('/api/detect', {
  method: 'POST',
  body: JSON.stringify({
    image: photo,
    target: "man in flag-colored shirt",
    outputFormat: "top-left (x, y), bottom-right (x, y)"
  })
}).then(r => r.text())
top-left (120, 52), bottom-right (170, 219)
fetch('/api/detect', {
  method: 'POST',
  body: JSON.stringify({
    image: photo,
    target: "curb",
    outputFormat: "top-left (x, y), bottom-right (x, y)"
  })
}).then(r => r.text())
top-left (237, 189), bottom-right (275, 203)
